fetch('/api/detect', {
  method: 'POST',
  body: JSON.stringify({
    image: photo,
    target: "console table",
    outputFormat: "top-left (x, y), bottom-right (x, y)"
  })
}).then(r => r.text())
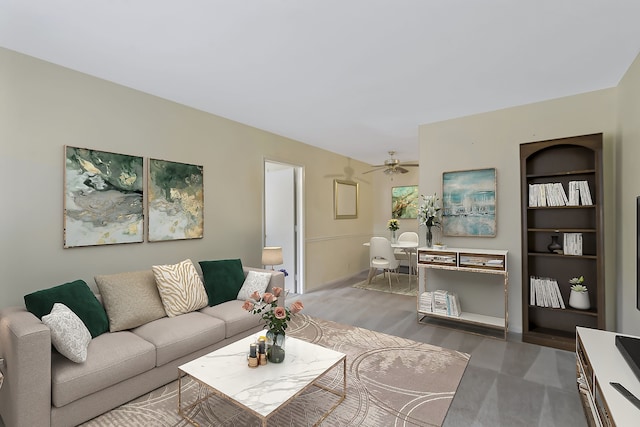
top-left (416, 247), bottom-right (508, 339)
top-left (576, 327), bottom-right (640, 426)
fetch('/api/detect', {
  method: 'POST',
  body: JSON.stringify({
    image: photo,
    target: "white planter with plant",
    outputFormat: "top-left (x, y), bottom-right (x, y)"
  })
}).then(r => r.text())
top-left (568, 276), bottom-right (590, 310)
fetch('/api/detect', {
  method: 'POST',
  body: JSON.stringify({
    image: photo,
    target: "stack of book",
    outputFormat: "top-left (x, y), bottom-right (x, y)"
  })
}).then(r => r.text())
top-left (568, 181), bottom-right (593, 206)
top-left (528, 183), bottom-right (568, 207)
top-left (419, 292), bottom-right (433, 312)
top-left (421, 290), bottom-right (461, 317)
top-left (530, 276), bottom-right (565, 309)
top-left (564, 233), bottom-right (583, 256)
top-left (528, 181), bottom-right (593, 207)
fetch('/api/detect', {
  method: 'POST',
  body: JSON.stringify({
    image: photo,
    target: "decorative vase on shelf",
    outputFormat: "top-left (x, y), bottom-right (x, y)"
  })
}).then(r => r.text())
top-left (266, 330), bottom-right (286, 363)
top-left (425, 226), bottom-right (433, 248)
top-left (569, 290), bottom-right (590, 310)
top-left (390, 229), bottom-right (397, 244)
top-left (547, 235), bottom-right (562, 253)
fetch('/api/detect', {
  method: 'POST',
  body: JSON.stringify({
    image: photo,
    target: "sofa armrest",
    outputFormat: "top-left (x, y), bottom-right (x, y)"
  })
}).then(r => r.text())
top-left (0, 307), bottom-right (52, 427)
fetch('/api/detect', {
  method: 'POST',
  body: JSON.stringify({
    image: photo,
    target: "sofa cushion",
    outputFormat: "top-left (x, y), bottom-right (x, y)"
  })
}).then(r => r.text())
top-left (200, 300), bottom-right (264, 338)
top-left (51, 331), bottom-right (156, 407)
top-left (236, 270), bottom-right (272, 301)
top-left (132, 311), bottom-right (225, 366)
top-left (42, 303), bottom-right (92, 363)
top-left (95, 270), bottom-right (167, 332)
top-left (152, 259), bottom-right (208, 317)
top-left (24, 279), bottom-right (109, 338)
top-left (199, 259), bottom-right (245, 306)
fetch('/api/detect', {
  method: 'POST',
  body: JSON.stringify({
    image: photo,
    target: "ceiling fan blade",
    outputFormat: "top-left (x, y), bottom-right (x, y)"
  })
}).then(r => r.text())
top-left (398, 162), bottom-right (419, 167)
top-left (362, 166), bottom-right (387, 174)
top-left (396, 167), bottom-right (410, 174)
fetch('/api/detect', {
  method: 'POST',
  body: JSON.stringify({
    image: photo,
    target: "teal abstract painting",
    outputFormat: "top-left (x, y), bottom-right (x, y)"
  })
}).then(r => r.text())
top-left (442, 168), bottom-right (496, 237)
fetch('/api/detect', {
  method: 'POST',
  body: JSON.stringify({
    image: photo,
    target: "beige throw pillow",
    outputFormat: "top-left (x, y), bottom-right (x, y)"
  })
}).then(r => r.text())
top-left (152, 259), bottom-right (208, 317)
top-left (95, 270), bottom-right (167, 332)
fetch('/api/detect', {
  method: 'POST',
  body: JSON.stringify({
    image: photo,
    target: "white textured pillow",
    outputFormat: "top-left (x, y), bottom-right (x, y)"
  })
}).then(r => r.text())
top-left (42, 303), bottom-right (92, 363)
top-left (152, 259), bottom-right (208, 317)
top-left (237, 270), bottom-right (272, 300)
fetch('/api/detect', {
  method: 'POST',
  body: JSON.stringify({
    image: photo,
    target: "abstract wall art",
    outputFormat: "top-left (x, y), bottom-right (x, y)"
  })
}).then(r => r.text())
top-left (391, 185), bottom-right (419, 219)
top-left (64, 146), bottom-right (144, 248)
top-left (148, 159), bottom-right (204, 241)
top-left (442, 168), bottom-right (497, 237)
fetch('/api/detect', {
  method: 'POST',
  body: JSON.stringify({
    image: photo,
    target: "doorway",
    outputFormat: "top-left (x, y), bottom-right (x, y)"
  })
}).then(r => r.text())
top-left (264, 160), bottom-right (304, 294)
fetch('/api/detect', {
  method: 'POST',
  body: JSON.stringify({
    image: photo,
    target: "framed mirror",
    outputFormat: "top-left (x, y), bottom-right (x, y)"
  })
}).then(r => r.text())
top-left (334, 180), bottom-right (358, 219)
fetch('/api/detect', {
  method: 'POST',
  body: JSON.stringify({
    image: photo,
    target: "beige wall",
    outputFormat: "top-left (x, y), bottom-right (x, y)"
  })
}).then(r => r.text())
top-left (0, 47), bottom-right (372, 308)
top-left (616, 52), bottom-right (640, 335)
top-left (418, 89), bottom-right (617, 333)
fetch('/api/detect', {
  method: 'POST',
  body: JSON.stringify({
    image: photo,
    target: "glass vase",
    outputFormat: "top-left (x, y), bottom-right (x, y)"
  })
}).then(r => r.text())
top-left (266, 330), bottom-right (286, 363)
top-left (390, 229), bottom-right (397, 243)
top-left (426, 226), bottom-right (433, 248)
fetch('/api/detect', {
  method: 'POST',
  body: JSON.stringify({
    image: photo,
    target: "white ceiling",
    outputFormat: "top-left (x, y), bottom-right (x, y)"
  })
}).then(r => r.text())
top-left (2, 1), bottom-right (639, 166)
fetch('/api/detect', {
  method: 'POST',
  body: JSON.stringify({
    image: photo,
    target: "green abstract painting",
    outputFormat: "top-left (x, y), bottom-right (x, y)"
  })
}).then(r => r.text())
top-left (392, 185), bottom-right (419, 219)
top-left (64, 146), bottom-right (144, 247)
top-left (148, 159), bottom-right (204, 241)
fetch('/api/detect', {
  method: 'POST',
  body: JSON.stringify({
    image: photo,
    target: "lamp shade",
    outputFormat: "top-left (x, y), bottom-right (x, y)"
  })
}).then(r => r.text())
top-left (262, 247), bottom-right (283, 266)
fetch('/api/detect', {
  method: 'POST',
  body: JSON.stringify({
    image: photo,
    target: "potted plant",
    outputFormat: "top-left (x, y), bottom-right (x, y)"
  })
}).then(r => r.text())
top-left (568, 276), bottom-right (590, 310)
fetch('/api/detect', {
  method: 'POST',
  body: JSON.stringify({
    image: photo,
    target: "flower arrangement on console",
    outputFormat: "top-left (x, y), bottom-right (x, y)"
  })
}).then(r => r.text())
top-left (242, 287), bottom-right (303, 363)
top-left (417, 193), bottom-right (442, 247)
top-left (387, 219), bottom-right (399, 231)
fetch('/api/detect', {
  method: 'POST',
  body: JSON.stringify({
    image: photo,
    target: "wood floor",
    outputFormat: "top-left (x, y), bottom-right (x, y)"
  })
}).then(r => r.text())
top-left (296, 270), bottom-right (587, 427)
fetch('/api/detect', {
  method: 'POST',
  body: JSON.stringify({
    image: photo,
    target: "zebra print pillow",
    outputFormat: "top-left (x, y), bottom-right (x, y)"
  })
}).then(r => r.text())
top-left (152, 259), bottom-right (208, 317)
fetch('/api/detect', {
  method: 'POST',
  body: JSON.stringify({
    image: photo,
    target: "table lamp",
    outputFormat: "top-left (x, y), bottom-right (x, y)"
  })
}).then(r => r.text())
top-left (262, 247), bottom-right (283, 270)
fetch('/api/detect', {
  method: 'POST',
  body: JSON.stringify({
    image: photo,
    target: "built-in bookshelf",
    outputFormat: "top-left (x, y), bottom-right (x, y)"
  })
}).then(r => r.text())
top-left (520, 133), bottom-right (605, 351)
top-left (417, 247), bottom-right (508, 339)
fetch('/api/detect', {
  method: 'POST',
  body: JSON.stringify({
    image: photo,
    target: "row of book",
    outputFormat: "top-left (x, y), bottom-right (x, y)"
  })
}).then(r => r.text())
top-left (419, 290), bottom-right (461, 317)
top-left (530, 276), bottom-right (565, 309)
top-left (528, 181), bottom-right (593, 207)
top-left (564, 233), bottom-right (583, 256)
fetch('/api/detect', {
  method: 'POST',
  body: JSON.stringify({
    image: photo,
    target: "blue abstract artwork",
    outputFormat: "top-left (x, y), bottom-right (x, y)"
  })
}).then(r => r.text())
top-left (442, 168), bottom-right (496, 237)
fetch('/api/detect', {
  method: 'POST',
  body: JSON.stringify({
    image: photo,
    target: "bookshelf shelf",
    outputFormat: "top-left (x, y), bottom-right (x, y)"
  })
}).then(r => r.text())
top-left (417, 247), bottom-right (508, 339)
top-left (520, 133), bottom-right (605, 351)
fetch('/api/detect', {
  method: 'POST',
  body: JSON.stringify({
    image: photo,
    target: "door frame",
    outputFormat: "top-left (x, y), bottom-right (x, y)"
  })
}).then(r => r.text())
top-left (263, 158), bottom-right (305, 294)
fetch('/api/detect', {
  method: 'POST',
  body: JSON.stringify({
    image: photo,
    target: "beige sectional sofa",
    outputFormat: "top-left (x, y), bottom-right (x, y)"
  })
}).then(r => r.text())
top-left (0, 263), bottom-right (284, 427)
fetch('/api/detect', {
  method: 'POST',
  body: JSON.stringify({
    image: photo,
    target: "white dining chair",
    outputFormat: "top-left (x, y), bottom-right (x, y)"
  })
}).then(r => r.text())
top-left (394, 231), bottom-right (419, 275)
top-left (368, 237), bottom-right (400, 290)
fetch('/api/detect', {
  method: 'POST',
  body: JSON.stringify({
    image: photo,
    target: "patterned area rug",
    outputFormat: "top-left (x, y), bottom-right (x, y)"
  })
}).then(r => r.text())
top-left (82, 315), bottom-right (469, 427)
top-left (352, 272), bottom-right (418, 296)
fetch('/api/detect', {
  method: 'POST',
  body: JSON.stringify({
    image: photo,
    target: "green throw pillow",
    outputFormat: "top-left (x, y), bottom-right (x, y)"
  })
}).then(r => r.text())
top-left (199, 259), bottom-right (245, 306)
top-left (24, 279), bottom-right (109, 338)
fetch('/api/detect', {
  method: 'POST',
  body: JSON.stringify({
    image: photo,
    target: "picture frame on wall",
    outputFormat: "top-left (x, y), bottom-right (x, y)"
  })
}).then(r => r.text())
top-left (148, 158), bottom-right (204, 241)
top-left (63, 146), bottom-right (144, 248)
top-left (442, 168), bottom-right (496, 237)
top-left (392, 185), bottom-right (419, 219)
top-left (334, 179), bottom-right (358, 219)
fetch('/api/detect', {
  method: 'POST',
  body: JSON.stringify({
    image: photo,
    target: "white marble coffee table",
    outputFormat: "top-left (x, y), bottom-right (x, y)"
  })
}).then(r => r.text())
top-left (178, 332), bottom-right (347, 426)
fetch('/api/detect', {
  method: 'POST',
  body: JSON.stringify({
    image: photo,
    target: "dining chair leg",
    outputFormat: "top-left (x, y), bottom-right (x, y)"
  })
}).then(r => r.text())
top-left (367, 267), bottom-right (375, 284)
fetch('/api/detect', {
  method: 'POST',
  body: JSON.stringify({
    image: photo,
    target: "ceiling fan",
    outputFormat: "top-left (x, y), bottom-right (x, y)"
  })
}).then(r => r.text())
top-left (362, 151), bottom-right (419, 175)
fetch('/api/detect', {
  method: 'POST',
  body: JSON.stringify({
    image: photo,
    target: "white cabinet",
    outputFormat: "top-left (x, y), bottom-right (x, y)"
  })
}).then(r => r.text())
top-left (576, 327), bottom-right (640, 426)
top-left (416, 247), bottom-right (508, 339)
